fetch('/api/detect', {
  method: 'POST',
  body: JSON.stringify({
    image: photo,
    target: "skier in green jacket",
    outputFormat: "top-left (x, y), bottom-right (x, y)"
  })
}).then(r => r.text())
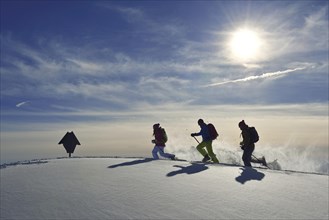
top-left (191, 119), bottom-right (219, 163)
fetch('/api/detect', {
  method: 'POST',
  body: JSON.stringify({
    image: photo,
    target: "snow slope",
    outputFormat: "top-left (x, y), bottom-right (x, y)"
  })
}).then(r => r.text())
top-left (1, 157), bottom-right (328, 220)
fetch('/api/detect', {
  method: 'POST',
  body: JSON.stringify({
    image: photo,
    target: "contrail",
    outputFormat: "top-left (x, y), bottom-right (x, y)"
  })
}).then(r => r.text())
top-left (16, 101), bottom-right (30, 108)
top-left (203, 67), bottom-right (306, 87)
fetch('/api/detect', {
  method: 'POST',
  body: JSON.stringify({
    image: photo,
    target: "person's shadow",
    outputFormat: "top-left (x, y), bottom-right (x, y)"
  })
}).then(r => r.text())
top-left (108, 158), bottom-right (154, 168)
top-left (167, 163), bottom-right (209, 177)
top-left (235, 167), bottom-right (265, 184)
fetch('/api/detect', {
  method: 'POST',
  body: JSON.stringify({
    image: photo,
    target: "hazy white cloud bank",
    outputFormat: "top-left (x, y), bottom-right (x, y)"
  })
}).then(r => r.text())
top-left (1, 103), bottom-right (328, 173)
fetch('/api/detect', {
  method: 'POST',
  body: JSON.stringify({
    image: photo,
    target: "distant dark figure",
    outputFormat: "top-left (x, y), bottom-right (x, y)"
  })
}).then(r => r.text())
top-left (58, 131), bottom-right (81, 157)
top-left (191, 119), bottom-right (219, 163)
top-left (152, 123), bottom-right (175, 160)
top-left (238, 120), bottom-right (266, 167)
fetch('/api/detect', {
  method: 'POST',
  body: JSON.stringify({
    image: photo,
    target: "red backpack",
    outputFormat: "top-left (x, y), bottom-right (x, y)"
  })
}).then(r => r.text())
top-left (208, 123), bottom-right (219, 140)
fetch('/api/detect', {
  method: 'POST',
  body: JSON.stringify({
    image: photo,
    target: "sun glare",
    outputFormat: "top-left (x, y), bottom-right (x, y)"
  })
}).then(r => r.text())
top-left (230, 29), bottom-right (262, 61)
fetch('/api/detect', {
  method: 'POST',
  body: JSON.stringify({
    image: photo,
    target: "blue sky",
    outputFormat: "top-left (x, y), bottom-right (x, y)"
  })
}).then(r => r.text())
top-left (1, 1), bottom-right (328, 165)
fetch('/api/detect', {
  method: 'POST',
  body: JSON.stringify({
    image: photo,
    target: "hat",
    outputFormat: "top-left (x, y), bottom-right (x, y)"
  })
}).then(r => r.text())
top-left (198, 119), bottom-right (204, 125)
top-left (238, 120), bottom-right (247, 128)
top-left (153, 123), bottom-right (160, 129)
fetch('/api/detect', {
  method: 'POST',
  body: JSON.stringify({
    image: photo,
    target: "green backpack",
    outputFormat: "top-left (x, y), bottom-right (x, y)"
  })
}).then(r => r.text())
top-left (161, 128), bottom-right (168, 143)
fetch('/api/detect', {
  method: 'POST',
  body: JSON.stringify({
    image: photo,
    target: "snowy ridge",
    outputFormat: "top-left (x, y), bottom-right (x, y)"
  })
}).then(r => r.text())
top-left (1, 156), bottom-right (327, 176)
top-left (1, 157), bottom-right (328, 219)
top-left (0, 159), bottom-right (48, 169)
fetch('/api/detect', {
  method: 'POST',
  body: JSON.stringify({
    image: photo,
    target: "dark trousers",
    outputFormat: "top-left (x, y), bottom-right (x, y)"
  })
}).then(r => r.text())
top-left (242, 145), bottom-right (255, 167)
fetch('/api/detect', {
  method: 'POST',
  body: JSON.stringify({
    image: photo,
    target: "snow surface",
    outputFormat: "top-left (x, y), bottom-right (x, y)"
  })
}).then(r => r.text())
top-left (1, 157), bottom-right (328, 220)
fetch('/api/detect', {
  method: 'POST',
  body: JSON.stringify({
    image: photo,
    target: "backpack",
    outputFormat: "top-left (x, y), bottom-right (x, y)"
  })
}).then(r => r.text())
top-left (161, 128), bottom-right (168, 143)
top-left (207, 123), bottom-right (219, 140)
top-left (249, 127), bottom-right (259, 143)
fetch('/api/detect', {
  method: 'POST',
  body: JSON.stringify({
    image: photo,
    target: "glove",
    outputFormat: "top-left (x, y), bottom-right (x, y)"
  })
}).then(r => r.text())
top-left (151, 140), bottom-right (156, 144)
top-left (191, 133), bottom-right (195, 137)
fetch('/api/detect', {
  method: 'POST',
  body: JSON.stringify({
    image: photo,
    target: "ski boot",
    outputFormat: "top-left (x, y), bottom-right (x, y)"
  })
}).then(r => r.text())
top-left (202, 154), bottom-right (211, 162)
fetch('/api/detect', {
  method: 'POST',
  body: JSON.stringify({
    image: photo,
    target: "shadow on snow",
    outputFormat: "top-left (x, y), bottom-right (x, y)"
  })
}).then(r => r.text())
top-left (167, 163), bottom-right (209, 177)
top-left (108, 158), bottom-right (266, 183)
top-left (235, 167), bottom-right (265, 184)
top-left (108, 158), bottom-right (154, 168)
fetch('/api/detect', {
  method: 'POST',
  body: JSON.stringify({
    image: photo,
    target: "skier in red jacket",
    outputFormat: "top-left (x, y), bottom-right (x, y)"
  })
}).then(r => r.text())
top-left (152, 123), bottom-right (175, 160)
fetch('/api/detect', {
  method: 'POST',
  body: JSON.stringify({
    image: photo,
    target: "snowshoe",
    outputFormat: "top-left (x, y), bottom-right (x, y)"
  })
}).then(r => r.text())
top-left (170, 156), bottom-right (187, 162)
top-left (261, 156), bottom-right (267, 167)
top-left (202, 154), bottom-right (211, 162)
top-left (170, 155), bottom-right (176, 160)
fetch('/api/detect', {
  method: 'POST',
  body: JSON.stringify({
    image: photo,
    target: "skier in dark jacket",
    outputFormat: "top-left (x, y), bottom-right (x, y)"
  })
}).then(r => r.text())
top-left (191, 119), bottom-right (219, 163)
top-left (152, 123), bottom-right (175, 160)
top-left (239, 120), bottom-right (266, 167)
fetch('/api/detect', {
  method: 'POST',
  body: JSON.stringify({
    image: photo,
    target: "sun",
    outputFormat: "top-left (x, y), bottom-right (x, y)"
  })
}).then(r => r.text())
top-left (229, 29), bottom-right (262, 61)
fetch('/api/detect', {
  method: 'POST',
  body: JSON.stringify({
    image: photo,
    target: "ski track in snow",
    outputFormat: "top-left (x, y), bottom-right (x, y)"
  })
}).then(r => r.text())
top-left (1, 157), bottom-right (328, 220)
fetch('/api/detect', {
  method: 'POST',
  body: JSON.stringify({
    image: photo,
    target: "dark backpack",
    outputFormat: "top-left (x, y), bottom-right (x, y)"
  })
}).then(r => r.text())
top-left (249, 127), bottom-right (259, 143)
top-left (161, 128), bottom-right (168, 143)
top-left (207, 123), bottom-right (219, 140)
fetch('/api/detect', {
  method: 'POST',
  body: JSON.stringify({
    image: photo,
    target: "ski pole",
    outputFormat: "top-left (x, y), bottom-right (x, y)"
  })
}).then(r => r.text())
top-left (252, 154), bottom-right (266, 167)
top-left (193, 136), bottom-right (200, 144)
top-left (252, 154), bottom-right (261, 163)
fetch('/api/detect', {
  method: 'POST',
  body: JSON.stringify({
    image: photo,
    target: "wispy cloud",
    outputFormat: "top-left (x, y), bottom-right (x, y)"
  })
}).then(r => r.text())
top-left (66, 58), bottom-right (105, 74)
top-left (203, 67), bottom-right (306, 87)
top-left (16, 101), bottom-right (30, 108)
